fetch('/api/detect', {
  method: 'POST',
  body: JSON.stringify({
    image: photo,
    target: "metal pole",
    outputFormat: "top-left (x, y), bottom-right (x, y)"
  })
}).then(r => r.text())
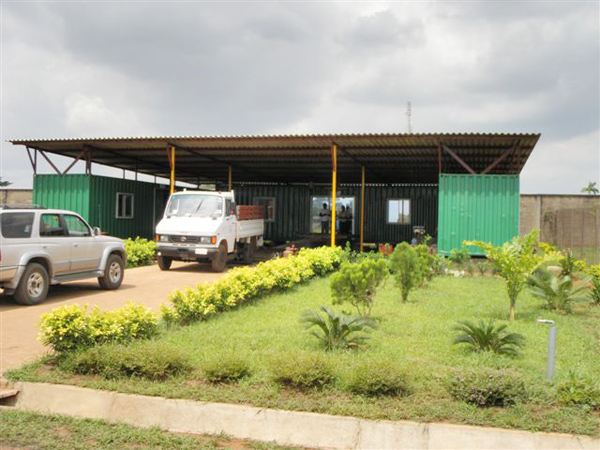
top-left (169, 146), bottom-right (176, 195)
top-left (360, 165), bottom-right (365, 252)
top-left (228, 165), bottom-right (233, 192)
top-left (330, 143), bottom-right (337, 247)
top-left (538, 319), bottom-right (556, 382)
top-left (547, 325), bottom-right (556, 381)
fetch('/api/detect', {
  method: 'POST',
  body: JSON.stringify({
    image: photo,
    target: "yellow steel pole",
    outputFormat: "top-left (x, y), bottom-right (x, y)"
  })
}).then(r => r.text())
top-left (228, 165), bottom-right (233, 191)
top-left (330, 142), bottom-right (337, 247)
top-left (169, 145), bottom-right (176, 195)
top-left (360, 165), bottom-right (365, 252)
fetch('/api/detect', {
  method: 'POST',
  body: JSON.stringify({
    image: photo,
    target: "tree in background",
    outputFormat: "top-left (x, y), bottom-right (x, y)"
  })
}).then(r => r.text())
top-left (581, 181), bottom-right (599, 195)
top-left (465, 230), bottom-right (562, 321)
top-left (0, 177), bottom-right (11, 187)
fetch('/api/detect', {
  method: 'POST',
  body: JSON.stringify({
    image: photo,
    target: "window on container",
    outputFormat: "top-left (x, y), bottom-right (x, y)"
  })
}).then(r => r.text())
top-left (253, 197), bottom-right (275, 222)
top-left (387, 199), bottom-right (411, 225)
top-left (1, 212), bottom-right (34, 238)
top-left (116, 193), bottom-right (134, 219)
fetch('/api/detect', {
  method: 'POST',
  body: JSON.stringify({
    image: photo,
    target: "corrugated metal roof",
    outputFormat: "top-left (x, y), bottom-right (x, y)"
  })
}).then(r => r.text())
top-left (9, 132), bottom-right (540, 184)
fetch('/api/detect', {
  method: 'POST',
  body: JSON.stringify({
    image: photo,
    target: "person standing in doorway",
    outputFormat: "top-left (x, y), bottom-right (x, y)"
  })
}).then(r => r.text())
top-left (319, 203), bottom-right (330, 234)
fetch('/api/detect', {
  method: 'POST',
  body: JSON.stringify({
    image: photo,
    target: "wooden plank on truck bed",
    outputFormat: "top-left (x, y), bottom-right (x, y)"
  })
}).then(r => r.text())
top-left (237, 205), bottom-right (264, 221)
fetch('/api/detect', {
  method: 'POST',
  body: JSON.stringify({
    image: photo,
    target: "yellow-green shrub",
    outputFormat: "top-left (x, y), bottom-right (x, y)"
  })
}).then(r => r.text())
top-left (162, 246), bottom-right (343, 325)
top-left (39, 302), bottom-right (159, 353)
top-left (124, 237), bottom-right (156, 268)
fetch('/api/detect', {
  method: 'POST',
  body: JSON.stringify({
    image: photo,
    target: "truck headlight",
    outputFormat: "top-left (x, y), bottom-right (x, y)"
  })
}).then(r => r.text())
top-left (159, 235), bottom-right (169, 242)
top-left (199, 236), bottom-right (212, 244)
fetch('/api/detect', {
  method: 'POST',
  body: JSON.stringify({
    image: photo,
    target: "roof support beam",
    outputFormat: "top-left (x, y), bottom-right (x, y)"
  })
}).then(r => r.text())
top-left (84, 145), bottom-right (92, 174)
top-left (481, 142), bottom-right (519, 174)
top-left (61, 148), bottom-right (87, 175)
top-left (25, 147), bottom-right (37, 175)
top-left (442, 144), bottom-right (476, 175)
top-left (37, 148), bottom-right (62, 175)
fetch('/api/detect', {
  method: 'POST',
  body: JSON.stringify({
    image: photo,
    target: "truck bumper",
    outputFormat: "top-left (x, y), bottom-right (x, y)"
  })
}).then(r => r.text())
top-left (156, 245), bottom-right (218, 261)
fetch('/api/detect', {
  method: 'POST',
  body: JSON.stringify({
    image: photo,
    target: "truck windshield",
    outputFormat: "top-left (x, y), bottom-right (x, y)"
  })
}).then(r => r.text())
top-left (166, 194), bottom-right (223, 218)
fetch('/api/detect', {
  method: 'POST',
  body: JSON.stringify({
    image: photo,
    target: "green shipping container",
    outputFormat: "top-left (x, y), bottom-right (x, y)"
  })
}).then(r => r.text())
top-left (33, 174), bottom-right (169, 239)
top-left (437, 174), bottom-right (520, 256)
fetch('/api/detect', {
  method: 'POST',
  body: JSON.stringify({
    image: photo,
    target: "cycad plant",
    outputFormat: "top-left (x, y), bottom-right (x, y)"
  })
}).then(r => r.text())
top-left (301, 306), bottom-right (376, 351)
top-left (528, 272), bottom-right (589, 313)
top-left (589, 277), bottom-right (600, 306)
top-left (452, 319), bottom-right (525, 357)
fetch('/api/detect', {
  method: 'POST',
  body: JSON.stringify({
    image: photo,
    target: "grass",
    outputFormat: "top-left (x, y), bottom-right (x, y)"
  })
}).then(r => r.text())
top-left (7, 275), bottom-right (600, 436)
top-left (0, 409), bottom-right (299, 450)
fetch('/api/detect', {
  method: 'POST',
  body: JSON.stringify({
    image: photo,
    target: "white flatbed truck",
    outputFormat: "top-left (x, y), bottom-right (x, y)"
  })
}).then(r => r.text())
top-left (155, 190), bottom-right (264, 272)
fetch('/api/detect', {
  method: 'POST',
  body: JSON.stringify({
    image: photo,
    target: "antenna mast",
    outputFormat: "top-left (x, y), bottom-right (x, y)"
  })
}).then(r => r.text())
top-left (406, 101), bottom-right (412, 133)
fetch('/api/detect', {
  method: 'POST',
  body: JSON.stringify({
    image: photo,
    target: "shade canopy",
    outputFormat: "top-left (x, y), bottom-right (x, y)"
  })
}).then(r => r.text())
top-left (10, 132), bottom-right (540, 184)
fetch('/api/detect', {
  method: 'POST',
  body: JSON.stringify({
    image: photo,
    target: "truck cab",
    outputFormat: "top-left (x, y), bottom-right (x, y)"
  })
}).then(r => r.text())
top-left (155, 190), bottom-right (264, 272)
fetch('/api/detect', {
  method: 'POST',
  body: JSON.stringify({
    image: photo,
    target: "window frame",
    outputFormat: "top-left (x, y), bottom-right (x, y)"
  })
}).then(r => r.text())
top-left (63, 214), bottom-right (92, 237)
top-left (253, 197), bottom-right (276, 222)
top-left (39, 213), bottom-right (68, 238)
top-left (0, 212), bottom-right (35, 239)
top-left (386, 198), bottom-right (411, 225)
top-left (116, 192), bottom-right (135, 219)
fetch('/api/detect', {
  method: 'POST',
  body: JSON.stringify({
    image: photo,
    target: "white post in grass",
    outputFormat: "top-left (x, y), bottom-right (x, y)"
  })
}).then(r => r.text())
top-left (538, 319), bottom-right (556, 382)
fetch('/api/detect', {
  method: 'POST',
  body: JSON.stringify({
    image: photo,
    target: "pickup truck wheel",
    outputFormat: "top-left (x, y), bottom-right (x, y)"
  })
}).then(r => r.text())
top-left (13, 263), bottom-right (49, 305)
top-left (158, 255), bottom-right (172, 271)
top-left (211, 242), bottom-right (228, 272)
top-left (98, 254), bottom-right (124, 290)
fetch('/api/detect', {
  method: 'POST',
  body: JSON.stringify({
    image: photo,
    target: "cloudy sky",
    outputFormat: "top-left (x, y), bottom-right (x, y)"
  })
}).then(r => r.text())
top-left (1, 1), bottom-right (598, 193)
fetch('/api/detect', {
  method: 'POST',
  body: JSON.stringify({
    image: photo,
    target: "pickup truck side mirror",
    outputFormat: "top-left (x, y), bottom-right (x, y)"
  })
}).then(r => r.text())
top-left (92, 227), bottom-right (102, 236)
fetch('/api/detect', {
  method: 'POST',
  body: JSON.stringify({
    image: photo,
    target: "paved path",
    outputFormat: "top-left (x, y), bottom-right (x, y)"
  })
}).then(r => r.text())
top-left (0, 262), bottom-right (226, 374)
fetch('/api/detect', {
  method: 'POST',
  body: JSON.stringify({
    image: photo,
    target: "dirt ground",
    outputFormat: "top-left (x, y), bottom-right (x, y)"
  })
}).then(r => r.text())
top-left (0, 261), bottom-right (226, 375)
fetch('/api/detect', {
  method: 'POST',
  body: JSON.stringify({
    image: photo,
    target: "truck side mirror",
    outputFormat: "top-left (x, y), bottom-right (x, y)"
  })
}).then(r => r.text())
top-left (93, 227), bottom-right (101, 236)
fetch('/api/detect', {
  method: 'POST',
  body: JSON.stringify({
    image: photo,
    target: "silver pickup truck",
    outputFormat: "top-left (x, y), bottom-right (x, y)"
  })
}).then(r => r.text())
top-left (0, 206), bottom-right (126, 305)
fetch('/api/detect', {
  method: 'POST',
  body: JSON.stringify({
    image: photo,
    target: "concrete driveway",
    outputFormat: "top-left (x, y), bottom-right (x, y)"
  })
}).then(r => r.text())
top-left (0, 262), bottom-right (226, 375)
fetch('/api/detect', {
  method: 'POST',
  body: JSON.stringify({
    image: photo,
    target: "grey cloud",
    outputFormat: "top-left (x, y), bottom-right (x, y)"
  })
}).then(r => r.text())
top-left (342, 9), bottom-right (424, 50)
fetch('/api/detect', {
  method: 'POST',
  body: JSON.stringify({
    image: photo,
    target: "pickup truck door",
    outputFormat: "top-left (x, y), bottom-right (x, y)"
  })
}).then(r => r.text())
top-left (39, 213), bottom-right (71, 275)
top-left (62, 214), bottom-right (104, 272)
top-left (222, 199), bottom-right (237, 252)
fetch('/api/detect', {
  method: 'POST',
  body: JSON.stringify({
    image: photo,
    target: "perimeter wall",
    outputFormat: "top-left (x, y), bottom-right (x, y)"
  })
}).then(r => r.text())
top-left (520, 194), bottom-right (600, 263)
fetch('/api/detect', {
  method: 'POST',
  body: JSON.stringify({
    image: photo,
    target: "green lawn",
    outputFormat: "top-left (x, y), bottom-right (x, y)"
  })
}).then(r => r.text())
top-left (8, 275), bottom-right (600, 436)
top-left (0, 409), bottom-right (300, 450)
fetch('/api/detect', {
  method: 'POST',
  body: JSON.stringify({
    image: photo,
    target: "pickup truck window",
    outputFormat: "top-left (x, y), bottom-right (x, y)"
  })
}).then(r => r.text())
top-left (40, 214), bottom-right (67, 237)
top-left (64, 214), bottom-right (92, 237)
top-left (166, 194), bottom-right (223, 218)
top-left (1, 212), bottom-right (34, 238)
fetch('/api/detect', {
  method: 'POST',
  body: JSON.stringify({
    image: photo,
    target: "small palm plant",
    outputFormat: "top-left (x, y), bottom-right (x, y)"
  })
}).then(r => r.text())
top-left (587, 277), bottom-right (600, 306)
top-left (528, 272), bottom-right (589, 313)
top-left (301, 306), bottom-right (376, 351)
top-left (452, 319), bottom-right (525, 357)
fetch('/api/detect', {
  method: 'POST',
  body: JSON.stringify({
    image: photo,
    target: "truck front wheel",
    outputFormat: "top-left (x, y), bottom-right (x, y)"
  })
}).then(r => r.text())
top-left (158, 255), bottom-right (172, 271)
top-left (211, 242), bottom-right (228, 272)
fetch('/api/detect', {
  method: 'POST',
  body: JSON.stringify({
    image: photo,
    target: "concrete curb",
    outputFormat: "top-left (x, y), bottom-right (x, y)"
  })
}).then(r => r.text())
top-left (2, 380), bottom-right (598, 450)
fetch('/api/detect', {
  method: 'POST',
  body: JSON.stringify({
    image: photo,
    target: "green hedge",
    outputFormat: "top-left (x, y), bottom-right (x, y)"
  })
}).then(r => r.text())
top-left (39, 302), bottom-right (159, 353)
top-left (161, 246), bottom-right (343, 325)
top-left (124, 237), bottom-right (156, 268)
top-left (39, 247), bottom-right (342, 353)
